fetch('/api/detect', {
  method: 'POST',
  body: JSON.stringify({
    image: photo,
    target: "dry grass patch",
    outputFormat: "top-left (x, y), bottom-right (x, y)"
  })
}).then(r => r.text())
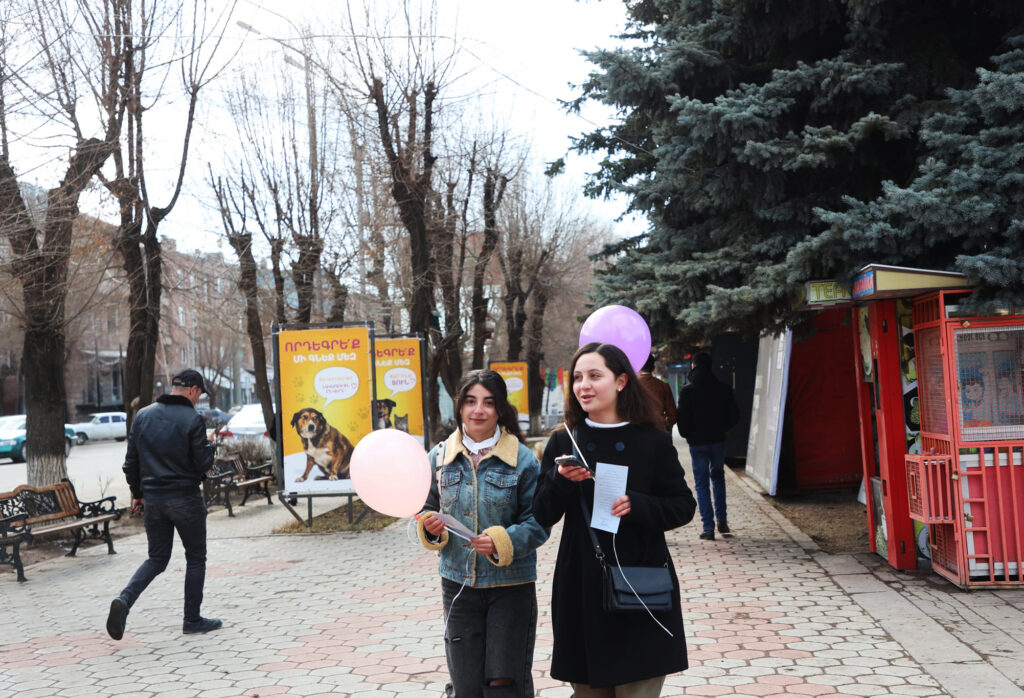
top-left (273, 501), bottom-right (398, 534)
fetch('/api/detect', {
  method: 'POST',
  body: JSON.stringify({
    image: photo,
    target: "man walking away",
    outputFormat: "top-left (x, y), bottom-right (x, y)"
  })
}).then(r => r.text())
top-left (637, 354), bottom-right (677, 433)
top-left (106, 369), bottom-right (220, 639)
top-left (676, 352), bottom-right (740, 541)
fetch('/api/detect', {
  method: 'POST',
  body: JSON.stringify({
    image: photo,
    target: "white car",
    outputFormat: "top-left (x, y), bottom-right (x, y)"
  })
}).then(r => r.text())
top-left (70, 411), bottom-right (128, 445)
top-left (218, 404), bottom-right (270, 442)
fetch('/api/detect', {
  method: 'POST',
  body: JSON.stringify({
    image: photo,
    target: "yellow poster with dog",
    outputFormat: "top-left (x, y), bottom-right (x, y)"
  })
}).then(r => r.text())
top-left (374, 337), bottom-right (426, 445)
top-left (276, 325), bottom-right (374, 494)
top-left (490, 361), bottom-right (530, 434)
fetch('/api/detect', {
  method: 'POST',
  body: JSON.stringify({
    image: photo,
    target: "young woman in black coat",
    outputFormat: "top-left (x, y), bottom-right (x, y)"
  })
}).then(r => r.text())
top-left (533, 342), bottom-right (697, 698)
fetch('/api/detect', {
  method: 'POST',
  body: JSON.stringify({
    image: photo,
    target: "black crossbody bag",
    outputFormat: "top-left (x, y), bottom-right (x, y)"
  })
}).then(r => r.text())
top-left (568, 429), bottom-right (674, 614)
top-left (579, 494), bottom-right (674, 613)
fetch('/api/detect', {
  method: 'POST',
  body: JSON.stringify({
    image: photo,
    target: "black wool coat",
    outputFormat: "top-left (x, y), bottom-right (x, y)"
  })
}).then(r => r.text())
top-left (533, 423), bottom-right (697, 688)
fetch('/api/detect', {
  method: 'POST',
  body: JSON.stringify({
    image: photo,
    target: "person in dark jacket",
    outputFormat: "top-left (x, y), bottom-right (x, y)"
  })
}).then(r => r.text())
top-left (676, 352), bottom-right (740, 541)
top-left (106, 369), bottom-right (219, 640)
top-left (637, 354), bottom-right (676, 433)
top-left (534, 342), bottom-right (697, 697)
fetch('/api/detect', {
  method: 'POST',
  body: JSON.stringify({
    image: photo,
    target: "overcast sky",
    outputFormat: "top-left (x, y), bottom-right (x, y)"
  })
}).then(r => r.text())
top-left (14, 0), bottom-right (643, 253)
top-left (187, 0), bottom-right (640, 251)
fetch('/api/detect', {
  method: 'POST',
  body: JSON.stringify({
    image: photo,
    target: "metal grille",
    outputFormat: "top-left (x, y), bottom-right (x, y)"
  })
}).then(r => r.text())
top-left (917, 327), bottom-right (948, 435)
top-left (954, 327), bottom-right (1024, 442)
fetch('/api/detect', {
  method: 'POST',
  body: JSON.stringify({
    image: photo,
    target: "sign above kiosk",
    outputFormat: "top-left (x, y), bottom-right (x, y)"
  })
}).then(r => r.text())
top-left (851, 264), bottom-right (968, 300)
top-left (804, 280), bottom-right (852, 306)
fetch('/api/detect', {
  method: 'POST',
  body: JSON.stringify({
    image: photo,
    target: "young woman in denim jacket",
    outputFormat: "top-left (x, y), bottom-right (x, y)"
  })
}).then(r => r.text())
top-left (534, 343), bottom-right (697, 698)
top-left (417, 369), bottom-right (551, 698)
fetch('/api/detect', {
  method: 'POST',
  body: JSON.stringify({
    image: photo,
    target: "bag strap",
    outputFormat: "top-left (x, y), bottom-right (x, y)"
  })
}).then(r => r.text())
top-left (578, 491), bottom-right (607, 570)
top-left (571, 428), bottom-right (609, 570)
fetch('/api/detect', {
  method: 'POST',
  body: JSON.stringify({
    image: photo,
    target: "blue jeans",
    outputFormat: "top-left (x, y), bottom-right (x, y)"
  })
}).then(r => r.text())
top-left (689, 442), bottom-right (727, 532)
top-left (442, 579), bottom-right (537, 698)
top-left (119, 491), bottom-right (208, 622)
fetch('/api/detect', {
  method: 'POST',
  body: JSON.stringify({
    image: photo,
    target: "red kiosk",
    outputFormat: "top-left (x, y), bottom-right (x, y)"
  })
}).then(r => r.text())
top-left (852, 265), bottom-right (1024, 588)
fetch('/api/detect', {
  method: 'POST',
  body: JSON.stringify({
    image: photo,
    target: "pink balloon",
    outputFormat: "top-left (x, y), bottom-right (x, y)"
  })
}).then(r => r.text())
top-left (349, 429), bottom-right (431, 517)
top-left (579, 305), bottom-right (652, 373)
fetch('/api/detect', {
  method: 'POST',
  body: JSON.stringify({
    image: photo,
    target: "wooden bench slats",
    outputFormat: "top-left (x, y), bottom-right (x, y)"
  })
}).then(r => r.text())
top-left (203, 455), bottom-right (275, 517)
top-left (1, 479), bottom-right (120, 582)
top-left (34, 513), bottom-right (119, 536)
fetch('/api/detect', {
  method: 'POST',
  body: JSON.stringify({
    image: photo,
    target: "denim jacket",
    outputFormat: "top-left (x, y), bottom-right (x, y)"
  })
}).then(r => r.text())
top-left (416, 428), bottom-right (550, 588)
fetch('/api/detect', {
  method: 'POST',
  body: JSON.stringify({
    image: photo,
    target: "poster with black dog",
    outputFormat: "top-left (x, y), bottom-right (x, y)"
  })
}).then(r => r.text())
top-left (275, 324), bottom-right (375, 494)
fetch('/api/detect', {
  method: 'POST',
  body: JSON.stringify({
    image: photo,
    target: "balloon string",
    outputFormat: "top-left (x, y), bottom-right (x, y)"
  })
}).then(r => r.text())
top-left (406, 517), bottom-right (420, 545)
top-left (442, 556), bottom-right (472, 641)
top-left (408, 516), bottom-right (472, 642)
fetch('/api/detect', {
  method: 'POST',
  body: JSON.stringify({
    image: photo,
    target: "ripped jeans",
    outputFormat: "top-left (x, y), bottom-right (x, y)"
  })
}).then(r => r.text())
top-left (441, 578), bottom-right (537, 698)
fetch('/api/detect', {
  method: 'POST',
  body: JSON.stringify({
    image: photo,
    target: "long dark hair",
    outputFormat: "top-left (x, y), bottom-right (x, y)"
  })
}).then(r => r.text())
top-left (453, 369), bottom-right (525, 443)
top-left (564, 342), bottom-right (657, 429)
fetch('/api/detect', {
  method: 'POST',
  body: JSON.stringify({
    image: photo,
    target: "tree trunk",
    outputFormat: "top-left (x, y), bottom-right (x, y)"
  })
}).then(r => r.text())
top-left (525, 285), bottom-right (550, 435)
top-left (269, 238), bottom-right (288, 324)
top-left (436, 181), bottom-right (463, 395)
top-left (369, 78), bottom-right (437, 339)
top-left (291, 233), bottom-right (322, 324)
top-left (2, 138), bottom-right (113, 484)
top-left (326, 275), bottom-right (348, 323)
top-left (22, 301), bottom-right (69, 485)
top-left (210, 171), bottom-right (275, 435)
top-left (228, 233), bottom-right (276, 437)
top-left (118, 219), bottom-right (162, 430)
top-left (471, 170), bottom-right (506, 368)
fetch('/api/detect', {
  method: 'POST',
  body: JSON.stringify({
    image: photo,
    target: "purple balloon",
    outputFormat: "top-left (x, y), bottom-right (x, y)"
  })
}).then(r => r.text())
top-left (579, 305), bottom-right (652, 373)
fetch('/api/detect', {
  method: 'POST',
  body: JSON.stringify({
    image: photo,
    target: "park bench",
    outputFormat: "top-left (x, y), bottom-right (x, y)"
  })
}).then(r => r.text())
top-left (0, 478), bottom-right (120, 582)
top-left (203, 455), bottom-right (274, 517)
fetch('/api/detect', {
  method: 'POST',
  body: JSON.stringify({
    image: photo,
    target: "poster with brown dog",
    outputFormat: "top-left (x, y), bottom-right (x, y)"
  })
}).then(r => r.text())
top-left (276, 324), bottom-right (375, 494)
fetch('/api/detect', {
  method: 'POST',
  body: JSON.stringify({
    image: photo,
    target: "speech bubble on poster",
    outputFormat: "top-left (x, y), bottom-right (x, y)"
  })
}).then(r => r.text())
top-left (384, 367), bottom-right (418, 397)
top-left (505, 376), bottom-right (524, 392)
top-left (315, 367), bottom-right (360, 408)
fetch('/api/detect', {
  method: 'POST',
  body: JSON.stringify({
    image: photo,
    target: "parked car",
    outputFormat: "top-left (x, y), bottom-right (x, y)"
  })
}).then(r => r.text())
top-left (69, 411), bottom-right (128, 445)
top-left (218, 404), bottom-right (269, 443)
top-left (0, 415), bottom-right (76, 461)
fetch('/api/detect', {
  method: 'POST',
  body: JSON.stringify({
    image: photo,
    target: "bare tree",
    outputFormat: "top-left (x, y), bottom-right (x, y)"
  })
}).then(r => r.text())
top-left (208, 165), bottom-right (275, 437)
top-left (497, 176), bottom-right (612, 428)
top-left (469, 151), bottom-right (516, 370)
top-left (0, 0), bottom-right (128, 483)
top-left (340, 0), bottom-right (458, 439)
top-left (224, 38), bottom-right (346, 327)
top-left (96, 0), bottom-right (236, 429)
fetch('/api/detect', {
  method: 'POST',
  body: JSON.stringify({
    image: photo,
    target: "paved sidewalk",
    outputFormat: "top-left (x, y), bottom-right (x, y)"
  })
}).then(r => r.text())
top-left (2, 438), bottom-right (1024, 698)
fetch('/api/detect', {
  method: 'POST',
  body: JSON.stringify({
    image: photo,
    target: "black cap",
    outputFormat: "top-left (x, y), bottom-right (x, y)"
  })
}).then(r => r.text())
top-left (171, 369), bottom-right (207, 394)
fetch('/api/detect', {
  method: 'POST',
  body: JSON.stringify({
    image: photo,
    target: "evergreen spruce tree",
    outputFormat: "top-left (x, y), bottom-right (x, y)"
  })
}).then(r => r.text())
top-left (809, 36), bottom-right (1024, 313)
top-left (577, 0), bottom-right (1024, 342)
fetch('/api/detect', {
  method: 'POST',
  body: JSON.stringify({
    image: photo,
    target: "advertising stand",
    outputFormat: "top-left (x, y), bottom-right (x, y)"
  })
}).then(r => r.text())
top-left (273, 322), bottom-right (376, 526)
top-left (490, 361), bottom-right (530, 433)
top-left (374, 335), bottom-right (428, 445)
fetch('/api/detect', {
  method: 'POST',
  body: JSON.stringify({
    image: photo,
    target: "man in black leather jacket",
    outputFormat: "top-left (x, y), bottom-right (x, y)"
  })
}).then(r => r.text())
top-left (106, 369), bottom-right (220, 639)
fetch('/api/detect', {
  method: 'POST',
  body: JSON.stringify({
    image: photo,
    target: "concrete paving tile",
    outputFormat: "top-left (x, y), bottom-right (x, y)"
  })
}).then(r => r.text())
top-left (193, 688), bottom-right (243, 698)
top-left (830, 684), bottom-right (892, 696)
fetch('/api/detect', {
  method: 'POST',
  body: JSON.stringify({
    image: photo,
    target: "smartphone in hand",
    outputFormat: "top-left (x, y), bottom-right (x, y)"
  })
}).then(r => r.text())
top-left (555, 454), bottom-right (593, 474)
